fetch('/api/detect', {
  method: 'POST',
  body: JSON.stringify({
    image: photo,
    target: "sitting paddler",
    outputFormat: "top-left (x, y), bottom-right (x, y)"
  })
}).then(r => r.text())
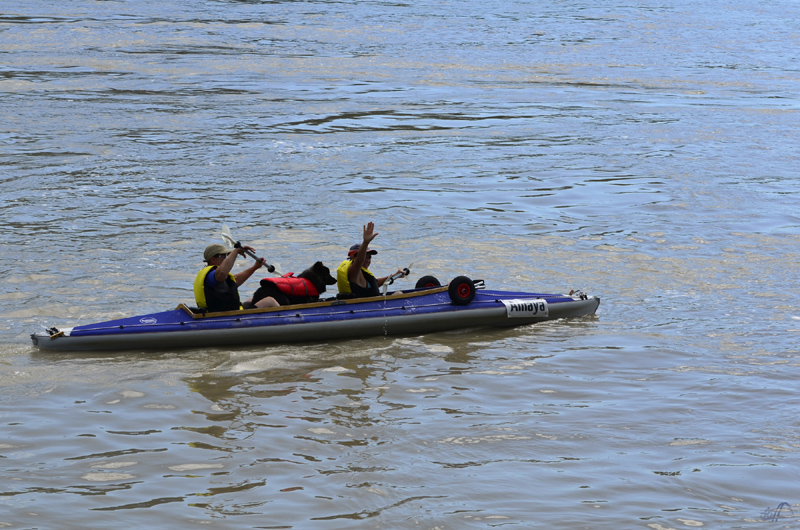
top-left (194, 244), bottom-right (279, 312)
top-left (337, 221), bottom-right (406, 299)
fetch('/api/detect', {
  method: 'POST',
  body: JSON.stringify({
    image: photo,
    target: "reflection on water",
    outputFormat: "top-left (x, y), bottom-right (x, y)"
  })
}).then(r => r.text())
top-left (9, 315), bottom-right (798, 527)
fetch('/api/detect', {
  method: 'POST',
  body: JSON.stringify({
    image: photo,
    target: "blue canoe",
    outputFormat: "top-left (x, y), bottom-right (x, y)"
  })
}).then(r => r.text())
top-left (30, 277), bottom-right (599, 352)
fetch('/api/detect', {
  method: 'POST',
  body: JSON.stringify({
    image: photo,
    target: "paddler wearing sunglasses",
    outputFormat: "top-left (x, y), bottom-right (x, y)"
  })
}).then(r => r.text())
top-left (194, 243), bottom-right (278, 312)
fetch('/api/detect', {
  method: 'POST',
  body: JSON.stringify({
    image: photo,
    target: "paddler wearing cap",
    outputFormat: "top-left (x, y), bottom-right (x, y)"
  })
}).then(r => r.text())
top-left (194, 243), bottom-right (278, 312)
top-left (336, 222), bottom-right (406, 298)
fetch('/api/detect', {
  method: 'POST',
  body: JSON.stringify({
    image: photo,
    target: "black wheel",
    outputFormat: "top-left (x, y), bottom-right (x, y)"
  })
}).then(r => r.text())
top-left (415, 275), bottom-right (441, 289)
top-left (448, 276), bottom-right (475, 305)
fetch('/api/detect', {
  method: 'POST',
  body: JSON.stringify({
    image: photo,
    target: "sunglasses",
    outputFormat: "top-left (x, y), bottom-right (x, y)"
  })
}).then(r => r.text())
top-left (214, 253), bottom-right (230, 259)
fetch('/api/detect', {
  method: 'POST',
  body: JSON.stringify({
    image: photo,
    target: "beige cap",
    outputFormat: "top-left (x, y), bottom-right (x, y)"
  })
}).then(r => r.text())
top-left (204, 243), bottom-right (233, 262)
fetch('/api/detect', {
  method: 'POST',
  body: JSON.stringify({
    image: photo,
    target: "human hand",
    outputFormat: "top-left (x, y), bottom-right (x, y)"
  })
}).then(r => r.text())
top-left (362, 221), bottom-right (378, 246)
top-left (236, 245), bottom-right (255, 257)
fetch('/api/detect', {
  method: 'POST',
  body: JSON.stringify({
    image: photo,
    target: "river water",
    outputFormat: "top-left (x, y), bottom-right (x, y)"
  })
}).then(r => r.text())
top-left (2, 0), bottom-right (799, 528)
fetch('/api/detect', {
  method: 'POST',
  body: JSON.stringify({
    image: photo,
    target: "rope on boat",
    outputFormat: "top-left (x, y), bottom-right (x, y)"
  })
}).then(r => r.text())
top-left (65, 297), bottom-right (518, 334)
top-left (57, 293), bottom-right (576, 336)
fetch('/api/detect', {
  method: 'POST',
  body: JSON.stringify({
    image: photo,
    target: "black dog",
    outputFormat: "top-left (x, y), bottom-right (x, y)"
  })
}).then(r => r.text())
top-left (250, 261), bottom-right (337, 307)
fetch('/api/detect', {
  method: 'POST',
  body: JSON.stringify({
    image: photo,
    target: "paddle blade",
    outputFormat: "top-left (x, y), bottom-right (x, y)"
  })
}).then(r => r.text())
top-left (220, 224), bottom-right (236, 248)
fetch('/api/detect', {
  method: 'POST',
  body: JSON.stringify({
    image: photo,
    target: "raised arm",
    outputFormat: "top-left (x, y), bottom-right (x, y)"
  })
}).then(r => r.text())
top-left (214, 246), bottom-right (263, 284)
top-left (348, 222), bottom-right (379, 282)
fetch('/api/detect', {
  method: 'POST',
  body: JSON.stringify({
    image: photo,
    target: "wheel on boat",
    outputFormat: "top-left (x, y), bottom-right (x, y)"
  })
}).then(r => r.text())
top-left (415, 275), bottom-right (441, 288)
top-left (448, 276), bottom-right (476, 305)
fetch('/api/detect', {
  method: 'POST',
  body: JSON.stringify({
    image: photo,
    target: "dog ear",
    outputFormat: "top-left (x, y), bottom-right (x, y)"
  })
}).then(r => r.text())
top-left (314, 261), bottom-right (332, 274)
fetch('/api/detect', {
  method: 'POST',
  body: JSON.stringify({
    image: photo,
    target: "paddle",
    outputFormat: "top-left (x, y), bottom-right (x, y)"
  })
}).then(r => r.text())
top-left (220, 224), bottom-right (280, 275)
top-left (382, 263), bottom-right (413, 296)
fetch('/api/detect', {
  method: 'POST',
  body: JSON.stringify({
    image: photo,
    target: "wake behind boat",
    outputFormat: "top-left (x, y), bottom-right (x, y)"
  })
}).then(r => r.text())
top-left (30, 276), bottom-right (600, 352)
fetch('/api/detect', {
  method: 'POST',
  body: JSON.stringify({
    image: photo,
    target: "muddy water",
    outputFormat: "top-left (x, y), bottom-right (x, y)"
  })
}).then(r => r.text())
top-left (2, 0), bottom-right (799, 528)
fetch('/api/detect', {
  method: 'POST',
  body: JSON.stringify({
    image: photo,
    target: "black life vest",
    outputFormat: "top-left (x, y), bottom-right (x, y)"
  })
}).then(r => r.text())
top-left (194, 265), bottom-right (242, 312)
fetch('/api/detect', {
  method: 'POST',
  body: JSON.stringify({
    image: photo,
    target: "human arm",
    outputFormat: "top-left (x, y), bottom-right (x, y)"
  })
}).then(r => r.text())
top-left (375, 269), bottom-right (406, 287)
top-left (347, 222), bottom-right (379, 285)
top-left (213, 246), bottom-right (262, 283)
top-left (233, 255), bottom-right (265, 286)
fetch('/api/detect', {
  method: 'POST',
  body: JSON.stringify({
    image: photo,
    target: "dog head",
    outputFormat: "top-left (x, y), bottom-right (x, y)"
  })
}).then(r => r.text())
top-left (298, 261), bottom-right (337, 293)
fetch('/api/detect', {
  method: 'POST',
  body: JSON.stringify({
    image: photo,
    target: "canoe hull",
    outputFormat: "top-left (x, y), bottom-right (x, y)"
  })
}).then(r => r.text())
top-left (31, 288), bottom-right (600, 352)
